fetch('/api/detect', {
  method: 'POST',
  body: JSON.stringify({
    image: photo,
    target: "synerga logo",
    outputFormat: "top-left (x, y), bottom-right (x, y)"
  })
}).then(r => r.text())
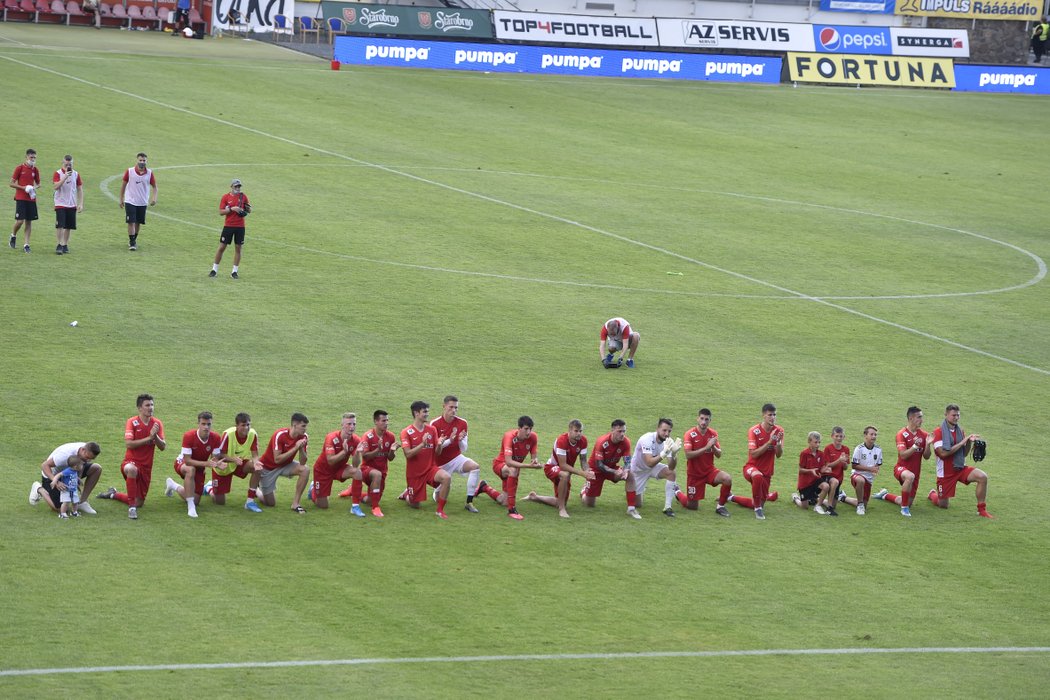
top-left (815, 25), bottom-right (891, 54)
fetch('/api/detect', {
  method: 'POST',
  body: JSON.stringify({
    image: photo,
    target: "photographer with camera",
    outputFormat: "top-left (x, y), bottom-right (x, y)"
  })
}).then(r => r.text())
top-left (210, 178), bottom-right (251, 279)
top-left (52, 155), bottom-right (83, 255)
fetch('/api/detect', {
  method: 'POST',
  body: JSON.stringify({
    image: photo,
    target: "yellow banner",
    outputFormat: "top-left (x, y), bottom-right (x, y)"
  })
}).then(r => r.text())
top-left (895, 0), bottom-right (1039, 20)
top-left (788, 53), bottom-right (956, 88)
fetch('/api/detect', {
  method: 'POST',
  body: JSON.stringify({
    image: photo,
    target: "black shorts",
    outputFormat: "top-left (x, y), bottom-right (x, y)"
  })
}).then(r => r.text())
top-left (124, 204), bottom-right (147, 225)
top-left (41, 465), bottom-right (95, 505)
top-left (15, 200), bottom-right (38, 221)
top-left (799, 482), bottom-right (824, 505)
top-left (220, 226), bottom-right (245, 245)
top-left (55, 207), bottom-right (77, 230)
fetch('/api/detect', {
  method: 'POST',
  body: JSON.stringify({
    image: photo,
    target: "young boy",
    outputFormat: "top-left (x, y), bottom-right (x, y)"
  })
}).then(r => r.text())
top-left (819, 426), bottom-right (849, 515)
top-left (841, 426), bottom-right (882, 515)
top-left (792, 431), bottom-right (831, 515)
top-left (52, 462), bottom-right (83, 518)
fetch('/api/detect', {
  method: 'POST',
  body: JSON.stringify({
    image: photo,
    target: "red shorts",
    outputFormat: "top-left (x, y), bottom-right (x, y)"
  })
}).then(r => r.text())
top-left (893, 464), bottom-right (918, 483)
top-left (407, 465), bottom-right (441, 503)
top-left (743, 465), bottom-right (770, 482)
top-left (121, 460), bottom-right (153, 500)
top-left (359, 464), bottom-right (388, 489)
top-left (583, 469), bottom-right (622, 498)
top-left (174, 463), bottom-right (207, 497)
top-left (936, 465), bottom-right (976, 500)
top-left (543, 463), bottom-right (568, 487)
top-left (312, 463), bottom-right (355, 499)
top-left (850, 474), bottom-right (872, 503)
top-left (686, 469), bottom-right (720, 500)
top-left (211, 462), bottom-right (253, 495)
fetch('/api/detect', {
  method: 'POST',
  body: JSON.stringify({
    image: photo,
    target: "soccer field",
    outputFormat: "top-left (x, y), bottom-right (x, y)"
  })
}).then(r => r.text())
top-left (2, 23), bottom-right (1049, 698)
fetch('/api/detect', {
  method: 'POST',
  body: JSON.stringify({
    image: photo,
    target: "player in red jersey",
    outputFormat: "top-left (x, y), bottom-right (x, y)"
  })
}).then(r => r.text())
top-left (728, 403), bottom-right (782, 520)
top-left (345, 410), bottom-right (399, 517)
top-left (792, 431), bottom-right (831, 515)
top-left (820, 426), bottom-right (849, 515)
top-left (525, 419), bottom-right (594, 518)
top-left (258, 413), bottom-right (311, 513)
top-left (212, 412), bottom-right (264, 512)
top-left (874, 406), bottom-right (931, 517)
top-left (163, 411), bottom-right (223, 518)
top-left (477, 415), bottom-right (540, 520)
top-left (675, 408), bottom-right (731, 517)
top-left (430, 395), bottom-right (484, 513)
top-left (929, 404), bottom-right (992, 518)
top-left (581, 419), bottom-right (632, 508)
top-left (10, 148), bottom-right (40, 252)
top-left (311, 412), bottom-right (363, 511)
top-left (98, 393), bottom-right (167, 520)
top-left (599, 317), bottom-right (640, 368)
top-left (400, 401), bottom-right (452, 519)
top-left (210, 178), bottom-right (250, 279)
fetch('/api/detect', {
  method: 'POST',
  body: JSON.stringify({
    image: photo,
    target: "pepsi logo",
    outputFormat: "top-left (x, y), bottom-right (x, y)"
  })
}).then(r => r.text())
top-left (819, 27), bottom-right (840, 51)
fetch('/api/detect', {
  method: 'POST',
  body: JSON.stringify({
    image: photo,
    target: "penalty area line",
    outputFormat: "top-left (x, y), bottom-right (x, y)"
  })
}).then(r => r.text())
top-left (3, 647), bottom-right (1050, 677)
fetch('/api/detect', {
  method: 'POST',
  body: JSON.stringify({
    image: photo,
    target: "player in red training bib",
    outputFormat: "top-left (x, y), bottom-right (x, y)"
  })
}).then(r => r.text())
top-left (311, 412), bottom-right (363, 511)
top-left (525, 419), bottom-right (594, 518)
top-left (874, 405), bottom-right (930, 517)
top-left (400, 401), bottom-right (451, 519)
top-left (98, 393), bottom-right (167, 520)
top-left (477, 416), bottom-right (540, 520)
top-left (343, 410), bottom-right (399, 518)
top-left (676, 408), bottom-right (732, 517)
top-left (929, 404), bottom-right (992, 518)
top-left (728, 403), bottom-right (782, 519)
top-left (164, 411), bottom-right (223, 518)
top-left (581, 419), bottom-right (632, 508)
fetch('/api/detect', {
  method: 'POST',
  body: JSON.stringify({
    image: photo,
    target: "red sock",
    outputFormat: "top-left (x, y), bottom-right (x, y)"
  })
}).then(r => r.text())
top-left (126, 476), bottom-right (140, 504)
top-left (436, 497), bottom-right (447, 514)
top-left (928, 490), bottom-right (939, 504)
top-left (719, 483), bottom-right (731, 505)
top-left (767, 490), bottom-right (778, 502)
top-left (675, 490), bottom-right (689, 507)
top-left (885, 492), bottom-right (902, 505)
top-left (506, 476), bottom-right (518, 509)
top-left (371, 488), bottom-right (382, 508)
top-left (247, 488), bottom-right (257, 499)
top-left (481, 482), bottom-right (500, 501)
top-left (731, 495), bottom-right (754, 509)
top-left (751, 474), bottom-right (768, 506)
top-left (626, 490), bottom-right (637, 507)
top-left (114, 491), bottom-right (130, 504)
top-left (977, 501), bottom-right (988, 513)
top-left (351, 479), bottom-right (362, 503)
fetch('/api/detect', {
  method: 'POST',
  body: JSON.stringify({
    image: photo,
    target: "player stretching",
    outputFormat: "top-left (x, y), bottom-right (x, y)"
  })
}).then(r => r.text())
top-left (728, 403), bottom-right (782, 520)
top-left (212, 412), bottom-right (264, 513)
top-left (430, 395), bottom-right (483, 513)
top-left (676, 408), bottom-right (731, 517)
top-left (874, 406), bottom-right (930, 517)
top-left (929, 404), bottom-right (993, 518)
top-left (400, 401), bottom-right (451, 519)
top-left (526, 419), bottom-right (594, 518)
top-left (312, 413), bottom-right (362, 512)
top-left (627, 418), bottom-right (682, 519)
top-left (840, 426), bottom-right (881, 515)
top-left (581, 420), bottom-right (632, 509)
top-left (344, 410), bottom-right (399, 518)
top-left (99, 393), bottom-right (166, 520)
top-left (477, 416), bottom-right (540, 520)
top-left (164, 411), bottom-right (223, 518)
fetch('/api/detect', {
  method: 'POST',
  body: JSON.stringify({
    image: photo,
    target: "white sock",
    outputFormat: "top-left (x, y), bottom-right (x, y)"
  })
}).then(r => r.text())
top-left (466, 469), bottom-right (480, 497)
top-left (212, 263), bottom-right (219, 272)
top-left (232, 265), bottom-right (238, 273)
top-left (665, 480), bottom-right (678, 510)
top-left (188, 500), bottom-right (197, 516)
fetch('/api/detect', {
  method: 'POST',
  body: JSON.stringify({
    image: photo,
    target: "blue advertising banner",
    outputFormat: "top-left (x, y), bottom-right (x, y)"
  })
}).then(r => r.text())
top-left (819, 0), bottom-right (894, 12)
top-left (953, 64), bottom-right (1050, 93)
top-left (333, 36), bottom-right (782, 83)
top-left (812, 25), bottom-right (892, 54)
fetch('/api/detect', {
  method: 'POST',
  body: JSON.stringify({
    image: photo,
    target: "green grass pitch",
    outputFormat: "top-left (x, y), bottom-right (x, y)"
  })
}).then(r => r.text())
top-left (1, 23), bottom-right (1049, 697)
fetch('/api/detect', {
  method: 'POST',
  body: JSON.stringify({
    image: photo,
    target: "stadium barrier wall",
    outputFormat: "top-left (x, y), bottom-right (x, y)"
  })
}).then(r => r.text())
top-left (953, 63), bottom-right (1050, 93)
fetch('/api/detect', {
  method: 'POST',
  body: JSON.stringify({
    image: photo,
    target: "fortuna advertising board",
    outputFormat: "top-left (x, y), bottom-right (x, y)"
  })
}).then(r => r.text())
top-left (493, 10), bottom-right (659, 47)
top-left (787, 52), bottom-right (956, 87)
top-left (656, 19), bottom-right (815, 51)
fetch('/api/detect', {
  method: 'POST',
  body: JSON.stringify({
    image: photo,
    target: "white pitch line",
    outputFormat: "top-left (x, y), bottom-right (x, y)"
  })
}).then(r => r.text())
top-left (9, 54), bottom-right (1048, 376)
top-left (2, 646), bottom-right (1049, 678)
